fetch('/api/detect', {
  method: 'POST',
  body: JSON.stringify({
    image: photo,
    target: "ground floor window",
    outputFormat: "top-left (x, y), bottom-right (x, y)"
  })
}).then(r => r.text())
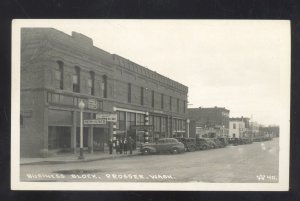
top-left (48, 126), bottom-right (71, 150)
top-left (93, 128), bottom-right (108, 151)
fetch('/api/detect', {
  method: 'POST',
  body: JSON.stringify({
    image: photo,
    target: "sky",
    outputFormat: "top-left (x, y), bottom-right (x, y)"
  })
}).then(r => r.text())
top-left (26, 20), bottom-right (289, 126)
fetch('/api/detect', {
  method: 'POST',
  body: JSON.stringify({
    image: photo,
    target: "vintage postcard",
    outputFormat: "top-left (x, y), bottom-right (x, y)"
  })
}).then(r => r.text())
top-left (11, 19), bottom-right (290, 191)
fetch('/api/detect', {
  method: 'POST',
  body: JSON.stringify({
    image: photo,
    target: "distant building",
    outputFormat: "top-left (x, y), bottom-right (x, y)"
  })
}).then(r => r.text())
top-left (250, 121), bottom-right (260, 138)
top-left (188, 107), bottom-right (230, 138)
top-left (21, 28), bottom-right (188, 157)
top-left (229, 117), bottom-right (250, 138)
top-left (259, 125), bottom-right (280, 138)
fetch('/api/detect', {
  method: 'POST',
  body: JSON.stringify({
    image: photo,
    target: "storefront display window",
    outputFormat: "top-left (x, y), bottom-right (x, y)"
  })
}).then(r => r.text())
top-left (117, 111), bottom-right (126, 131)
top-left (48, 126), bottom-right (71, 150)
top-left (154, 116), bottom-right (161, 132)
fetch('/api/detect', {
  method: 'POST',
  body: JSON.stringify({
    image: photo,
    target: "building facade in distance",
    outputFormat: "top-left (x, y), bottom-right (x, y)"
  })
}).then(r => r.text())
top-left (229, 117), bottom-right (251, 138)
top-left (187, 107), bottom-right (230, 138)
top-left (21, 28), bottom-right (188, 157)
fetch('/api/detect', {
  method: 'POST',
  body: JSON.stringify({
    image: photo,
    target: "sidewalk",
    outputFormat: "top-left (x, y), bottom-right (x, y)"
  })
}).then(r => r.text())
top-left (20, 150), bottom-right (141, 165)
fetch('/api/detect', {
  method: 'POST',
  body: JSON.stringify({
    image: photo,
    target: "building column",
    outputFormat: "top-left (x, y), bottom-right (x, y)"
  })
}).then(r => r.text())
top-left (88, 126), bottom-right (94, 153)
top-left (71, 110), bottom-right (77, 153)
top-left (43, 107), bottom-right (49, 157)
top-left (111, 122), bottom-right (115, 140)
top-left (170, 116), bottom-right (173, 138)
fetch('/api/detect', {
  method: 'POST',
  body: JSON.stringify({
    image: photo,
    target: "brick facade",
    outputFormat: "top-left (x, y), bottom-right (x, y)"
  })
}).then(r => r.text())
top-left (187, 107), bottom-right (230, 138)
top-left (20, 28), bottom-right (188, 157)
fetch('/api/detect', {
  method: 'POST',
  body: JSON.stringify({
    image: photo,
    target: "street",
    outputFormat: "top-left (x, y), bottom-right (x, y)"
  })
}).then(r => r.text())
top-left (20, 138), bottom-right (279, 183)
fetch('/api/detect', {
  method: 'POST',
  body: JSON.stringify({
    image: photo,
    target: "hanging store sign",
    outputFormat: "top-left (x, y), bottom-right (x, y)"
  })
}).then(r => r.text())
top-left (96, 113), bottom-right (117, 122)
top-left (153, 110), bottom-right (164, 114)
top-left (87, 99), bottom-right (98, 109)
top-left (84, 119), bottom-right (106, 125)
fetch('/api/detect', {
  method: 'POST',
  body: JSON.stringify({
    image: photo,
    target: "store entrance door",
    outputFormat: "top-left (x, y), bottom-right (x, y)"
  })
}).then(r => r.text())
top-left (135, 131), bottom-right (145, 148)
top-left (93, 128), bottom-right (107, 151)
top-left (128, 129), bottom-right (137, 150)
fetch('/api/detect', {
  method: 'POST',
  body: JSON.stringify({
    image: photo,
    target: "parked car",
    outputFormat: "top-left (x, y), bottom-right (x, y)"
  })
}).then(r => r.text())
top-left (201, 138), bottom-right (218, 148)
top-left (212, 138), bottom-right (223, 148)
top-left (141, 138), bottom-right (185, 155)
top-left (217, 137), bottom-right (228, 147)
top-left (175, 138), bottom-right (197, 152)
top-left (195, 138), bottom-right (211, 150)
top-left (228, 137), bottom-right (239, 145)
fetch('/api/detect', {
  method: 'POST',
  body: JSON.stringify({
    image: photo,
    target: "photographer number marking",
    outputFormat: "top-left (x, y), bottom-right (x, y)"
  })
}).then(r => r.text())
top-left (256, 174), bottom-right (278, 181)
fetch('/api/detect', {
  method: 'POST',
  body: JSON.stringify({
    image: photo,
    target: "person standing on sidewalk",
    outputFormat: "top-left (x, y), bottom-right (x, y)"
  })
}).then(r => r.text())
top-left (116, 139), bottom-right (120, 154)
top-left (123, 138), bottom-right (128, 154)
top-left (119, 138), bottom-right (123, 154)
top-left (128, 136), bottom-right (133, 155)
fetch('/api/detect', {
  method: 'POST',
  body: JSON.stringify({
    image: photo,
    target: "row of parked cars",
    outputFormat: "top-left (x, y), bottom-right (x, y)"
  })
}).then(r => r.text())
top-left (140, 137), bottom-right (228, 155)
top-left (140, 135), bottom-right (274, 155)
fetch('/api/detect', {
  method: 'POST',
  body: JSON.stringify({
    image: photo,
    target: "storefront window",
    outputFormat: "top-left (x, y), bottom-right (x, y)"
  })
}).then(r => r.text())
top-left (154, 116), bottom-right (161, 132)
top-left (149, 115), bottom-right (154, 126)
top-left (48, 126), bottom-right (71, 150)
top-left (136, 114), bottom-right (145, 125)
top-left (117, 111), bottom-right (126, 130)
top-left (126, 112), bottom-right (136, 130)
top-left (172, 119), bottom-right (176, 131)
top-left (161, 117), bottom-right (166, 132)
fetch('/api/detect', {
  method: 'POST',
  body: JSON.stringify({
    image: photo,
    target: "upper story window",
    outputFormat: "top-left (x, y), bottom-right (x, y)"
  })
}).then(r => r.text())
top-left (55, 61), bottom-right (64, 90)
top-left (233, 123), bottom-right (236, 129)
top-left (161, 94), bottom-right (164, 109)
top-left (169, 96), bottom-right (172, 111)
top-left (140, 87), bottom-right (144, 105)
top-left (88, 71), bottom-right (95, 95)
top-left (183, 100), bottom-right (186, 113)
top-left (72, 66), bottom-right (80, 93)
top-left (151, 90), bottom-right (155, 108)
top-left (128, 83), bottom-right (132, 103)
top-left (177, 98), bottom-right (179, 112)
top-left (102, 75), bottom-right (107, 98)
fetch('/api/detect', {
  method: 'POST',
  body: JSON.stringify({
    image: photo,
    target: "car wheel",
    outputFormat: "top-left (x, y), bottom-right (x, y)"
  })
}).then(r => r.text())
top-left (171, 148), bottom-right (179, 154)
top-left (142, 148), bottom-right (151, 155)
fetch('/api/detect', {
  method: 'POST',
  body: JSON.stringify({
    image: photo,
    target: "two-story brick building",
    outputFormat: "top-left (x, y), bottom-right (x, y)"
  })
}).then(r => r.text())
top-left (187, 107), bottom-right (230, 138)
top-left (20, 28), bottom-right (188, 157)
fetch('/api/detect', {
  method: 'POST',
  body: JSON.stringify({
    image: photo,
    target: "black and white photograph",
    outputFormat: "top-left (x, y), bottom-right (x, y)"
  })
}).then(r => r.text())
top-left (11, 20), bottom-right (290, 191)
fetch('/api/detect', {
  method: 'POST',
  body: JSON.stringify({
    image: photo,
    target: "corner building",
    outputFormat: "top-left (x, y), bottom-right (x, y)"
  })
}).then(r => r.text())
top-left (20, 28), bottom-right (188, 157)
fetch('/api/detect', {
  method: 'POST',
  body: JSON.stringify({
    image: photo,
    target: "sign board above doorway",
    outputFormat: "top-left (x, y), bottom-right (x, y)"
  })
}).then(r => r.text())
top-left (84, 119), bottom-right (106, 125)
top-left (96, 113), bottom-right (117, 122)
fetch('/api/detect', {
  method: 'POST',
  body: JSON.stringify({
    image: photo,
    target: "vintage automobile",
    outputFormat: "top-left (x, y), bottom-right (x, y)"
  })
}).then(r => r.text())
top-left (217, 137), bottom-right (228, 147)
top-left (211, 138), bottom-right (222, 148)
top-left (141, 138), bottom-right (185, 155)
top-left (195, 138), bottom-right (211, 150)
top-left (175, 138), bottom-right (197, 152)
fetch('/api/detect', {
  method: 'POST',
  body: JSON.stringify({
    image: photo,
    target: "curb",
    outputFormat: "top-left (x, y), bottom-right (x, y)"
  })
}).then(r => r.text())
top-left (21, 153), bottom-right (141, 166)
